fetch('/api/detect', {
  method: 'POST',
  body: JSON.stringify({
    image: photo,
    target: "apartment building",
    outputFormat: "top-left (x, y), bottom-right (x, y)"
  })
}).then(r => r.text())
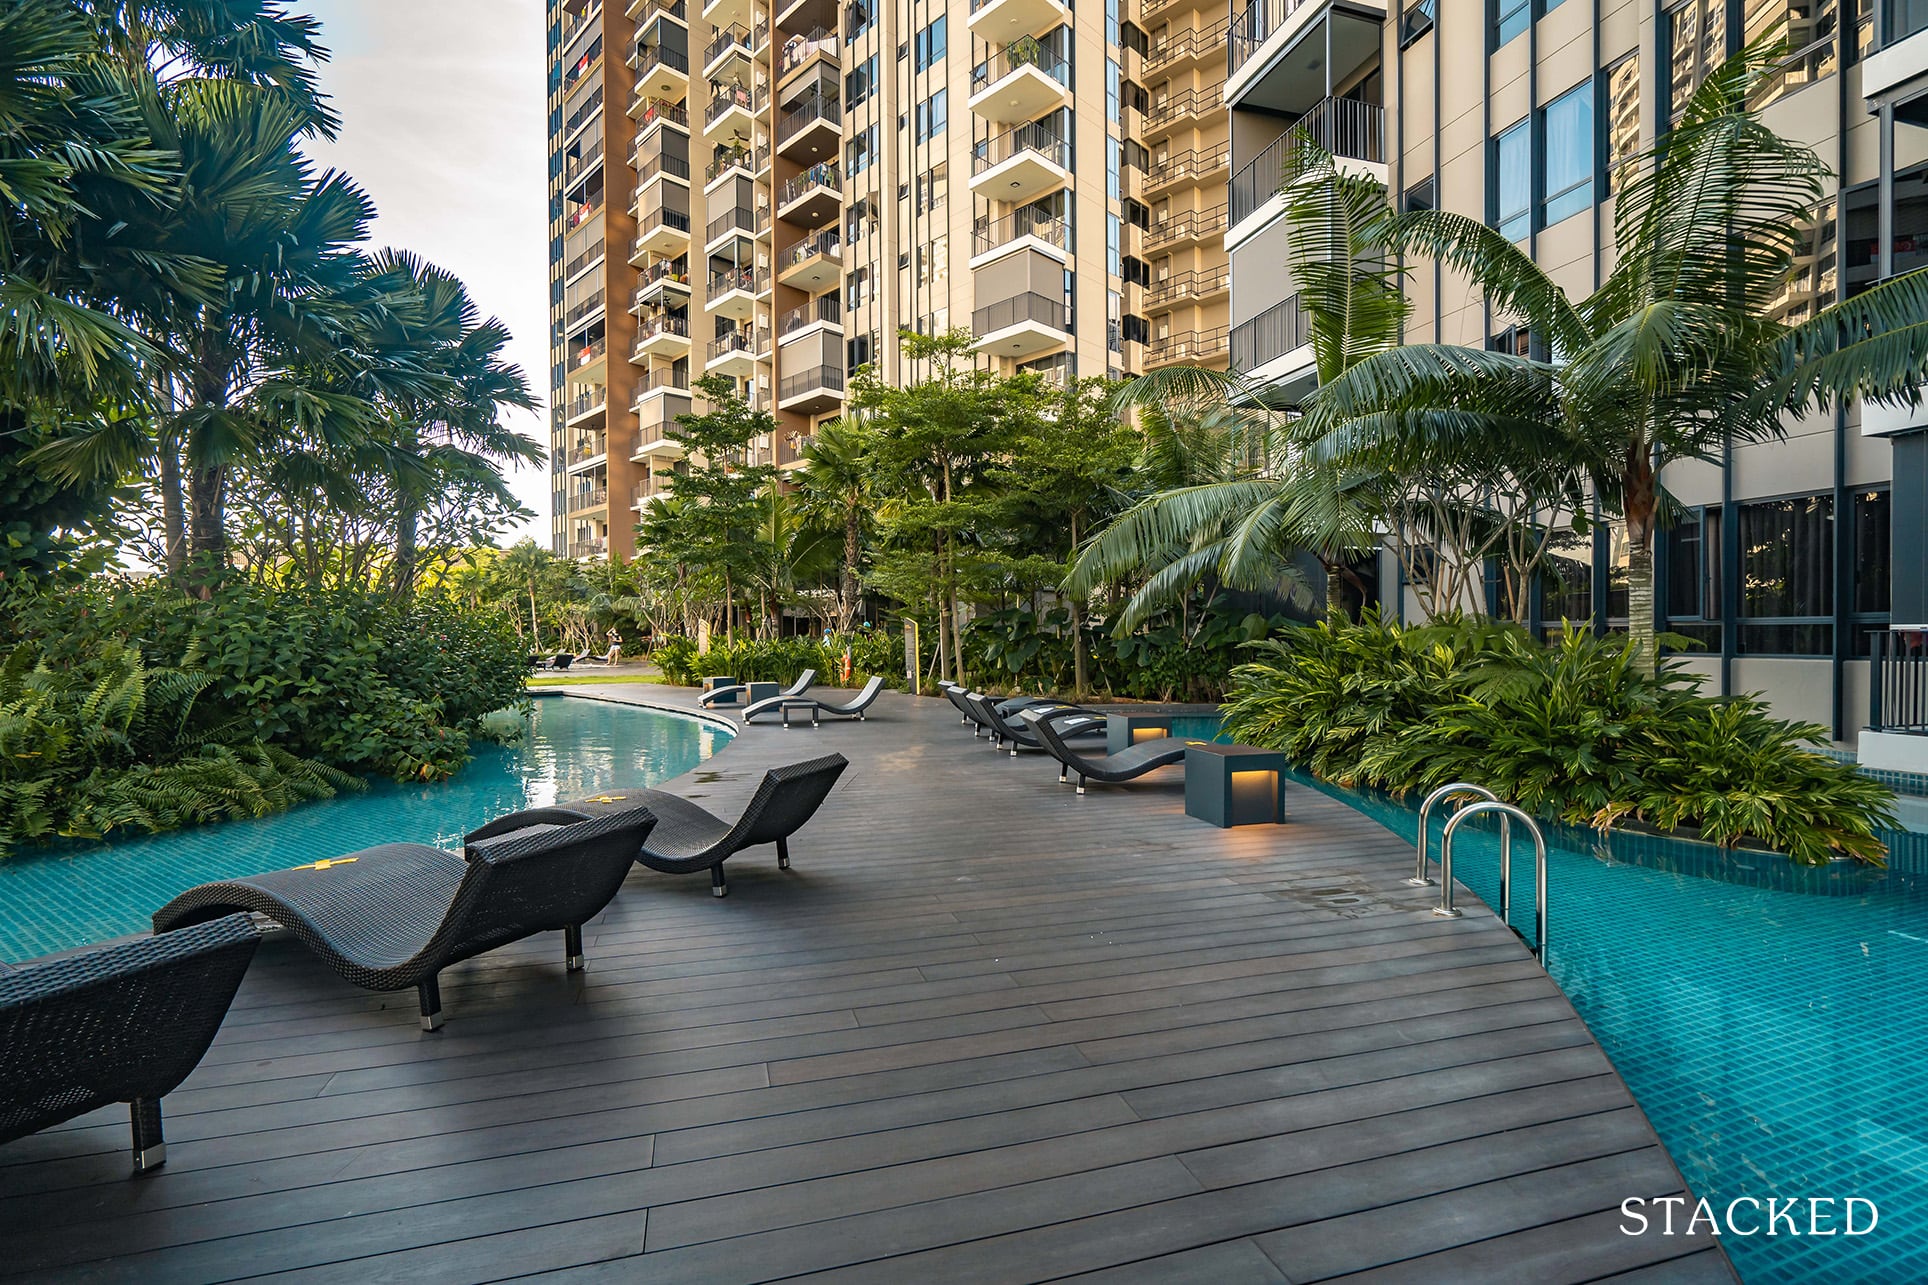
top-left (1225, 0), bottom-right (1928, 750)
top-left (545, 0), bottom-right (1233, 561)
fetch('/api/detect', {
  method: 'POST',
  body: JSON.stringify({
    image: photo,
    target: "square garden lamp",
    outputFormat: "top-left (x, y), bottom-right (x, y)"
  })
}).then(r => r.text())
top-left (744, 681), bottom-right (782, 705)
top-left (1107, 711), bottom-right (1178, 755)
top-left (1185, 744), bottom-right (1287, 828)
top-left (702, 675), bottom-right (740, 705)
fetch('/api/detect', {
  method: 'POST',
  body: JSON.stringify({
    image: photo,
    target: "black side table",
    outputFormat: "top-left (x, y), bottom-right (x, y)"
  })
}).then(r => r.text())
top-left (702, 675), bottom-right (740, 705)
top-left (744, 681), bottom-right (781, 705)
top-left (1184, 744), bottom-right (1288, 827)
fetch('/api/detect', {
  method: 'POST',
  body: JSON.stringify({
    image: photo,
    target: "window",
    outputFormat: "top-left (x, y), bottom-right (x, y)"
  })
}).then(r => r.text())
top-left (847, 333), bottom-right (873, 371)
top-left (1542, 83), bottom-right (1594, 228)
top-left (915, 163), bottom-right (947, 213)
top-left (1494, 0), bottom-right (1531, 46)
top-left (846, 55), bottom-right (876, 107)
top-left (846, 198), bottom-right (871, 244)
top-left (1122, 255), bottom-right (1150, 286)
top-left (1403, 177), bottom-right (1435, 212)
top-left (1605, 56), bottom-right (1640, 191)
top-left (1121, 23), bottom-right (1148, 55)
top-left (844, 0), bottom-right (871, 42)
top-left (846, 126), bottom-right (876, 174)
top-left (1667, 0), bottom-right (1727, 122)
top-left (1120, 198), bottom-right (1149, 229)
top-left (1123, 139), bottom-right (1149, 171)
top-left (1488, 325), bottom-right (1532, 357)
top-left (914, 16), bottom-right (946, 70)
top-left (914, 90), bottom-right (947, 141)
top-left (1493, 119), bottom-right (1530, 241)
top-left (1401, 0), bottom-right (1436, 44)
top-left (845, 266), bottom-right (870, 308)
top-left (1664, 509), bottom-right (1722, 649)
top-left (1739, 494), bottom-right (1833, 655)
top-left (1107, 137), bottom-right (1121, 200)
top-left (1744, 0), bottom-right (1837, 109)
top-left (915, 235), bottom-right (947, 288)
top-left (1107, 214), bottom-right (1121, 276)
top-left (1853, 488), bottom-right (1892, 615)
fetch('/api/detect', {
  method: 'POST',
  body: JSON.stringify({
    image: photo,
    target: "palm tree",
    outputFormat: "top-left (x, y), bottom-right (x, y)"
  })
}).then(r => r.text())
top-left (1301, 41), bottom-right (1928, 669)
top-left (796, 416), bottom-right (873, 632)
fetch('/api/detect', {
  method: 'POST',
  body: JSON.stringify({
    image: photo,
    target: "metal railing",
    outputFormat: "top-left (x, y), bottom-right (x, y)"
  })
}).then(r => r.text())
top-left (705, 146), bottom-right (767, 182)
top-left (1143, 204), bottom-right (1225, 249)
top-left (703, 23), bottom-right (754, 70)
top-left (709, 264), bottom-right (758, 294)
top-left (632, 97), bottom-right (688, 131)
top-left (1144, 267), bottom-right (1230, 308)
top-left (778, 163), bottom-right (841, 208)
top-left (778, 294), bottom-right (842, 336)
top-left (637, 314), bottom-right (691, 342)
top-left (565, 392), bottom-right (607, 424)
top-left (564, 289), bottom-right (606, 326)
top-left (706, 205), bottom-right (760, 242)
top-left (707, 328), bottom-right (768, 360)
top-left (972, 291), bottom-right (1066, 335)
top-left (559, 2), bottom-right (604, 54)
top-left (779, 27), bottom-right (839, 78)
top-left (631, 417), bottom-right (683, 454)
top-left (705, 85), bottom-right (766, 127)
top-left (970, 37), bottom-right (1071, 94)
top-left (633, 261), bottom-right (691, 302)
top-left (567, 539), bottom-right (607, 559)
top-left (1230, 293), bottom-right (1308, 371)
top-left (562, 137), bottom-right (605, 188)
top-left (563, 86), bottom-right (604, 137)
top-left (562, 238), bottom-right (606, 279)
top-left (632, 370), bottom-right (691, 404)
top-left (1145, 327), bottom-right (1229, 364)
top-left (1144, 17), bottom-right (1228, 72)
top-left (1871, 630), bottom-right (1928, 731)
top-left (970, 209), bottom-right (1069, 255)
top-left (563, 35), bottom-right (604, 95)
top-left (570, 337), bottom-right (608, 368)
top-left (971, 120), bottom-right (1070, 174)
top-left (1143, 143), bottom-right (1229, 190)
top-left (631, 42), bottom-right (689, 80)
top-left (1230, 0), bottom-right (1317, 74)
top-left (564, 196), bottom-right (604, 232)
top-left (633, 207), bottom-right (692, 245)
top-left (779, 366), bottom-right (846, 400)
top-left (776, 93), bottom-right (842, 146)
top-left (633, 150), bottom-right (692, 190)
top-left (780, 228), bottom-right (840, 267)
top-left (566, 487), bottom-right (610, 511)
top-left (1143, 87), bottom-right (1215, 131)
top-left (1230, 102), bottom-right (1383, 226)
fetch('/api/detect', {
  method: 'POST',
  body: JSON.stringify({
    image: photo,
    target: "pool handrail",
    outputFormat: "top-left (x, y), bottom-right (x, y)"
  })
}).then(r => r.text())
top-left (1407, 782), bottom-right (1500, 887)
top-left (1436, 800), bottom-right (1549, 961)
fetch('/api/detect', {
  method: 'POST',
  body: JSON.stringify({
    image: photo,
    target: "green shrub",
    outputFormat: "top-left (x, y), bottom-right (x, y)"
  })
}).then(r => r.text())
top-left (1221, 613), bottom-right (1897, 865)
top-left (653, 629), bottom-right (914, 690)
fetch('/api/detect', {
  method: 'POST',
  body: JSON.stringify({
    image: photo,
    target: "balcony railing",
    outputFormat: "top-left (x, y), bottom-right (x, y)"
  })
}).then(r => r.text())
top-left (633, 207), bottom-right (693, 247)
top-left (780, 229), bottom-right (840, 267)
top-left (1231, 0), bottom-right (1319, 74)
top-left (567, 539), bottom-right (607, 559)
top-left (1143, 87), bottom-right (1215, 131)
top-left (564, 288), bottom-right (606, 326)
top-left (631, 417), bottom-right (684, 454)
top-left (1229, 294), bottom-right (1308, 371)
top-left (704, 21), bottom-right (764, 68)
top-left (777, 162), bottom-right (841, 207)
top-left (633, 98), bottom-right (689, 132)
top-left (707, 328), bottom-right (769, 360)
top-left (971, 120), bottom-right (1070, 173)
top-left (632, 370), bottom-right (692, 406)
top-left (970, 209), bottom-right (1069, 256)
top-left (1144, 17), bottom-right (1228, 73)
top-left (709, 264), bottom-right (758, 294)
top-left (705, 85), bottom-right (767, 127)
top-left (706, 205), bottom-right (763, 242)
top-left (559, 2), bottom-right (604, 53)
top-left (634, 261), bottom-right (692, 301)
top-left (562, 137), bottom-right (605, 189)
top-left (565, 196), bottom-right (604, 232)
top-left (562, 238), bottom-right (606, 279)
top-left (1870, 629), bottom-right (1928, 732)
top-left (1229, 99), bottom-right (1385, 225)
top-left (1143, 143), bottom-right (1230, 191)
top-left (563, 86), bottom-right (604, 137)
top-left (779, 366), bottom-right (845, 400)
top-left (637, 313), bottom-right (691, 341)
top-left (632, 42), bottom-right (689, 80)
top-left (970, 37), bottom-right (1071, 93)
top-left (566, 487), bottom-right (610, 512)
top-left (563, 35), bottom-right (604, 95)
top-left (1145, 266), bottom-right (1231, 308)
top-left (776, 93), bottom-right (842, 146)
top-left (633, 151), bottom-right (692, 192)
top-left (779, 28), bottom-right (839, 78)
top-left (570, 337), bottom-right (608, 368)
top-left (972, 290), bottom-right (1067, 335)
top-left (1143, 204), bottom-right (1226, 250)
top-left (1147, 327), bottom-right (1230, 365)
top-left (778, 294), bottom-right (842, 336)
top-left (565, 391), bottom-right (608, 424)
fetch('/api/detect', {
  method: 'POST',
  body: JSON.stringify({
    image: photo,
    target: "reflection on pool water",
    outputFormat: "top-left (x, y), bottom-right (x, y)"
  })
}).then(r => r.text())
top-left (0, 696), bottom-right (729, 962)
top-left (1296, 770), bottom-right (1928, 1284)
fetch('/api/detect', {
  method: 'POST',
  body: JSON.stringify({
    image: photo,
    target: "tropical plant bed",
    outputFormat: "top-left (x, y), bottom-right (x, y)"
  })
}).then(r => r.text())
top-left (1220, 614), bottom-right (1898, 866)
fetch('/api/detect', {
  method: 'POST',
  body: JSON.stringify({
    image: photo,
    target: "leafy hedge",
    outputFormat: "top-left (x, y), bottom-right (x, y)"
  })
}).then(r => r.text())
top-left (0, 580), bottom-right (530, 857)
top-left (964, 602), bottom-right (1288, 700)
top-left (655, 629), bottom-right (912, 689)
top-left (1220, 614), bottom-right (1897, 865)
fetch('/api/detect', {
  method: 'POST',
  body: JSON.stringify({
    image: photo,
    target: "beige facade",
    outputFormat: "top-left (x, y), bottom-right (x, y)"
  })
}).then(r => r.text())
top-left (1226, 0), bottom-right (1928, 742)
top-left (547, 0), bottom-right (1231, 561)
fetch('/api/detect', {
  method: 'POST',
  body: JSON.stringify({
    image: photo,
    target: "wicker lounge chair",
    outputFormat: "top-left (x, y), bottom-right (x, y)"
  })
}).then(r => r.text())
top-left (151, 810), bottom-right (656, 1030)
top-left (632, 753), bottom-right (848, 895)
top-left (1026, 709), bottom-right (1194, 793)
top-left (701, 668), bottom-right (816, 709)
top-left (743, 675), bottom-right (886, 725)
top-left (1, 914), bottom-right (259, 1172)
top-left (964, 691), bottom-right (1105, 754)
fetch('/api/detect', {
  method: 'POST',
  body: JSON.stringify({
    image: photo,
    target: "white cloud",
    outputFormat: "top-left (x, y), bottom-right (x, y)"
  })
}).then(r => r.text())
top-left (302, 0), bottom-right (553, 547)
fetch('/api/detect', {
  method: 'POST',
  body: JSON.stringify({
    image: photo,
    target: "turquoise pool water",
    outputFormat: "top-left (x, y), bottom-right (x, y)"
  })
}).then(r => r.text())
top-left (0, 696), bottom-right (729, 962)
top-left (1304, 773), bottom-right (1928, 1284)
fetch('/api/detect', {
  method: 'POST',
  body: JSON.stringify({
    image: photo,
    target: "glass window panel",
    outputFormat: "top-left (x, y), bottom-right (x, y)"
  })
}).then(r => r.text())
top-left (1542, 83), bottom-right (1594, 227)
top-left (1606, 57), bottom-right (1639, 192)
top-left (1740, 494), bottom-right (1833, 625)
top-left (1854, 489), bottom-right (1892, 616)
top-left (1494, 119), bottom-right (1530, 241)
top-left (1495, 0), bottom-right (1530, 46)
top-left (1667, 515), bottom-right (1705, 619)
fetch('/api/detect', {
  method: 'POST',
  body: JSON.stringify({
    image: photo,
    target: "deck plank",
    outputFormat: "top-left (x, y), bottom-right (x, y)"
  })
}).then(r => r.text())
top-left (0, 685), bottom-right (1731, 1282)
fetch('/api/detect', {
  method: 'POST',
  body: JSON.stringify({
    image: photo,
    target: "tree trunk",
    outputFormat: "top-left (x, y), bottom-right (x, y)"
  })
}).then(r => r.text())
top-left (159, 442), bottom-right (187, 574)
top-left (529, 583), bottom-right (542, 651)
top-left (1069, 596), bottom-right (1089, 697)
top-left (186, 464), bottom-right (227, 596)
top-left (840, 505), bottom-right (860, 632)
top-left (1623, 447), bottom-right (1659, 675)
top-left (394, 441), bottom-right (421, 599)
top-left (725, 570), bottom-right (735, 647)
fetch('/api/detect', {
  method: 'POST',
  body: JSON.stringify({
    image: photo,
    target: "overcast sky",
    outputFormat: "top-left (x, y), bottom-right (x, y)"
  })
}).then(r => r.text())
top-left (302, 0), bottom-right (552, 546)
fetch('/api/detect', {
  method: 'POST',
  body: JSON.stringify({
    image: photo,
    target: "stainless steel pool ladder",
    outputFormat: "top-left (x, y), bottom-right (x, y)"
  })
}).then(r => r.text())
top-left (1406, 783), bottom-right (1500, 887)
top-left (1437, 801), bottom-right (1549, 961)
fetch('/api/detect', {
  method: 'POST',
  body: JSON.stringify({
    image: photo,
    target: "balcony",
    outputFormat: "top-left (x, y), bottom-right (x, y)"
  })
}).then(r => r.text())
top-left (562, 194), bottom-right (604, 235)
top-left (631, 370), bottom-right (692, 408)
top-left (633, 313), bottom-right (692, 359)
top-left (968, 37), bottom-right (1072, 124)
top-left (563, 390), bottom-right (608, 427)
top-left (968, 121), bottom-right (1070, 202)
top-left (629, 41), bottom-right (689, 102)
top-left (778, 294), bottom-right (843, 339)
top-left (776, 364), bottom-right (846, 412)
top-left (1144, 17), bottom-right (1230, 75)
top-left (704, 145), bottom-right (766, 190)
top-left (630, 413), bottom-right (689, 460)
top-left (706, 328), bottom-right (767, 378)
top-left (562, 35), bottom-right (604, 99)
top-left (562, 85), bottom-right (604, 140)
top-left (1227, 0), bottom-right (1386, 115)
top-left (1865, 0), bottom-right (1928, 119)
top-left (631, 472), bottom-right (680, 508)
top-left (1230, 294), bottom-right (1315, 395)
top-left (701, 22), bottom-right (759, 78)
top-left (776, 229), bottom-right (841, 290)
top-left (778, 28), bottom-right (839, 86)
top-left (560, 2), bottom-right (604, 52)
top-left (1142, 87), bottom-right (1218, 137)
top-left (705, 204), bottom-right (765, 252)
top-left (969, 208), bottom-right (1069, 264)
top-left (567, 537), bottom-right (608, 559)
top-left (1144, 204), bottom-right (1226, 252)
top-left (1146, 326), bottom-right (1230, 367)
top-left (775, 93), bottom-right (842, 162)
top-left (566, 486), bottom-right (611, 514)
top-left (632, 260), bottom-right (693, 309)
top-left (706, 264), bottom-right (759, 319)
top-left (561, 236), bottom-right (606, 281)
top-left (1143, 143), bottom-right (1230, 196)
top-left (967, 0), bottom-right (1068, 40)
top-left (1144, 265), bottom-right (1231, 310)
top-left (703, 85), bottom-right (765, 140)
top-left (971, 291), bottom-right (1070, 358)
top-left (625, 0), bottom-right (685, 16)
top-left (568, 336), bottom-right (608, 372)
top-left (1228, 98), bottom-right (1385, 238)
top-left (631, 151), bottom-right (692, 204)
top-left (561, 137), bottom-right (605, 191)
top-left (631, 206), bottom-right (693, 258)
top-left (776, 162), bottom-right (841, 226)
top-left (631, 97), bottom-right (688, 138)
top-left (564, 287), bottom-right (607, 329)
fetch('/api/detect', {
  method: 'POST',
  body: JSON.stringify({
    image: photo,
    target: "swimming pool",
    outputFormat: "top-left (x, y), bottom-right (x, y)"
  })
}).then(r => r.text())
top-left (0, 696), bottom-right (730, 962)
top-left (1301, 772), bottom-right (1928, 1283)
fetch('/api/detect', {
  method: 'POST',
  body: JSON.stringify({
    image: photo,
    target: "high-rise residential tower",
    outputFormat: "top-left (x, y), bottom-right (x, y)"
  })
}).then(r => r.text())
top-left (1223, 0), bottom-right (1928, 748)
top-left (544, 0), bottom-right (1232, 561)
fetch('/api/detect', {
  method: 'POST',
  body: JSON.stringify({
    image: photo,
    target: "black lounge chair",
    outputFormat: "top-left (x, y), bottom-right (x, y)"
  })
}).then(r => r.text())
top-left (152, 810), bottom-right (656, 1030)
top-left (744, 675), bottom-right (886, 725)
top-left (631, 753), bottom-right (848, 895)
top-left (702, 667), bottom-right (816, 709)
top-left (965, 691), bottom-right (1105, 755)
top-left (1026, 709), bottom-right (1194, 793)
top-left (1, 914), bottom-right (258, 1173)
top-left (938, 680), bottom-right (978, 725)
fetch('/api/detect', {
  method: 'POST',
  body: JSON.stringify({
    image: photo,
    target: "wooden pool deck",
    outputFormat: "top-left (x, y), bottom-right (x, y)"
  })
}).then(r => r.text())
top-left (0, 685), bottom-right (1731, 1282)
